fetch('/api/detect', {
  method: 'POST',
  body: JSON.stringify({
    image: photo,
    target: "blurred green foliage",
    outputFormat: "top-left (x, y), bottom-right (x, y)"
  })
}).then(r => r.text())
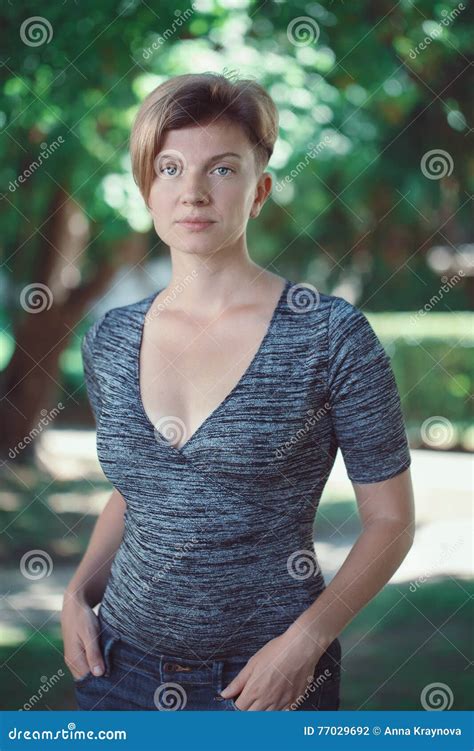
top-left (1, 0), bottom-right (471, 309)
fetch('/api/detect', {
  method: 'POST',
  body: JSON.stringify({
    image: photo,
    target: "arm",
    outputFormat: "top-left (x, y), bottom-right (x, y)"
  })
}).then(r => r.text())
top-left (61, 487), bottom-right (126, 679)
top-left (220, 468), bottom-right (415, 710)
top-left (219, 298), bottom-right (414, 709)
top-left (287, 466), bottom-right (415, 648)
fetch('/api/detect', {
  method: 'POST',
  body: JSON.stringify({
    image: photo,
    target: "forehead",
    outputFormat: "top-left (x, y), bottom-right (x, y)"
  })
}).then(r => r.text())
top-left (159, 119), bottom-right (253, 159)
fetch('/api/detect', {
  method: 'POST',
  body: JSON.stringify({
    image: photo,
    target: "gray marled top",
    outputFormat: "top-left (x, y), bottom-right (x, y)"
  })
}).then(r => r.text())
top-left (81, 278), bottom-right (411, 661)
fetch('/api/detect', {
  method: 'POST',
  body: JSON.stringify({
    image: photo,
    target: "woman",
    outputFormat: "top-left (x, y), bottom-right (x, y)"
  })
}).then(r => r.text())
top-left (61, 72), bottom-right (415, 711)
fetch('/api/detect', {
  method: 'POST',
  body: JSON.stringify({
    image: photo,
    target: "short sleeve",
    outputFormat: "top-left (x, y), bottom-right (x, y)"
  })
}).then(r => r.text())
top-left (327, 297), bottom-right (411, 484)
top-left (81, 320), bottom-right (103, 427)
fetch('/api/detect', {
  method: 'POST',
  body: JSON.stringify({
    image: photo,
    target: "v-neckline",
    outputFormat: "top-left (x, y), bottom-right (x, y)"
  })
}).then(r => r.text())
top-left (134, 277), bottom-right (292, 456)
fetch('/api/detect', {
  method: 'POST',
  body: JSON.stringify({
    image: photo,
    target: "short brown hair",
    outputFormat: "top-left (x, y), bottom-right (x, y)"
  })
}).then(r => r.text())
top-left (130, 72), bottom-right (279, 205)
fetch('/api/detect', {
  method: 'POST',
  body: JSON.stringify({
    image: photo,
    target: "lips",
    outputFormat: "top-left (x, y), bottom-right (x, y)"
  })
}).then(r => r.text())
top-left (177, 219), bottom-right (215, 231)
top-left (178, 218), bottom-right (215, 223)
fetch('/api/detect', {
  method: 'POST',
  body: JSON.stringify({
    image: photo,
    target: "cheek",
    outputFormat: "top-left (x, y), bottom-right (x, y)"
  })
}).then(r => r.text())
top-left (213, 183), bottom-right (253, 220)
top-left (148, 181), bottom-right (172, 211)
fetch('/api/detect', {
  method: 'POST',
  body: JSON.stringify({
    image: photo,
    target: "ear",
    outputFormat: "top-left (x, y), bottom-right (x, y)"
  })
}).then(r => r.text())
top-left (251, 171), bottom-right (272, 218)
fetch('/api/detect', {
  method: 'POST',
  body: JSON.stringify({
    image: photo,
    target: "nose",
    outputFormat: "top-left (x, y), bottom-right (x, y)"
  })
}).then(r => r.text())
top-left (180, 170), bottom-right (210, 206)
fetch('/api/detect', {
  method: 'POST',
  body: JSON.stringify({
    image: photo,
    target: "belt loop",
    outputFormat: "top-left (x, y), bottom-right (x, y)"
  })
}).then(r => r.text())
top-left (158, 654), bottom-right (164, 687)
top-left (213, 658), bottom-right (224, 694)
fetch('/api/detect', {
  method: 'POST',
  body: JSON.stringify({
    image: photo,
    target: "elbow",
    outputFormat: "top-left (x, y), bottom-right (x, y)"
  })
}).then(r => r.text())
top-left (404, 514), bottom-right (416, 548)
top-left (365, 515), bottom-right (416, 553)
top-left (395, 517), bottom-right (416, 558)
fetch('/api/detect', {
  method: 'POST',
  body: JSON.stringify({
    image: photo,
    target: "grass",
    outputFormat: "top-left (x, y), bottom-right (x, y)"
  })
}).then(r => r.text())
top-left (0, 579), bottom-right (471, 711)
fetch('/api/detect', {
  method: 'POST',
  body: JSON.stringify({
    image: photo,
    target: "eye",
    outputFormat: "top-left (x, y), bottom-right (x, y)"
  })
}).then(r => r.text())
top-left (160, 163), bottom-right (181, 177)
top-left (211, 166), bottom-right (234, 176)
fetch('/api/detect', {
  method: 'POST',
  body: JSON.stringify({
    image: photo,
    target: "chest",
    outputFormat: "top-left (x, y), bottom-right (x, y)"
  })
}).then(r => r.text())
top-left (94, 302), bottom-right (333, 490)
top-left (138, 309), bottom-right (278, 447)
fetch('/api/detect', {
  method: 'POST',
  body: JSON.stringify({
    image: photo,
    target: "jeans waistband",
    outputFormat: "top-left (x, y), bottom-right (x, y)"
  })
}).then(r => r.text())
top-left (97, 606), bottom-right (252, 666)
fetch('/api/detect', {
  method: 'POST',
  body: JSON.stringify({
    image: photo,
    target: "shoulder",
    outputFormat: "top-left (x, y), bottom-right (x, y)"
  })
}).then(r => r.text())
top-left (82, 290), bottom-right (156, 352)
top-left (326, 294), bottom-right (374, 337)
top-left (284, 282), bottom-right (385, 363)
top-left (323, 294), bottom-right (388, 365)
top-left (285, 283), bottom-right (369, 334)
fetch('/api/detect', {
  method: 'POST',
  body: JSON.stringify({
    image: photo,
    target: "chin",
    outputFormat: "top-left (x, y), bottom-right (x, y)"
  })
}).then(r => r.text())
top-left (162, 230), bottom-right (225, 254)
top-left (177, 242), bottom-right (224, 255)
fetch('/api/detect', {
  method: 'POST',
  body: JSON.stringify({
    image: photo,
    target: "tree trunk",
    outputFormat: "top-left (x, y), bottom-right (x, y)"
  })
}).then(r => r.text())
top-left (0, 187), bottom-right (147, 463)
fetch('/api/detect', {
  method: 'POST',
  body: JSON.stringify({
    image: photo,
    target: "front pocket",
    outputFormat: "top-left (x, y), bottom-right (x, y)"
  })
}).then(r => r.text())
top-left (73, 670), bottom-right (93, 686)
top-left (316, 677), bottom-right (340, 710)
top-left (229, 698), bottom-right (242, 711)
top-left (73, 629), bottom-right (118, 687)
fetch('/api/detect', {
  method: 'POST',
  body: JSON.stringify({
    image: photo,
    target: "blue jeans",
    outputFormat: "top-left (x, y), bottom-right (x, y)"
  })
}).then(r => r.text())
top-left (74, 609), bottom-right (341, 711)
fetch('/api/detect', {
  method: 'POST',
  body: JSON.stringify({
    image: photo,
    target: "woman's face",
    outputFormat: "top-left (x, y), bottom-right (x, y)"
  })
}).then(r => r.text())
top-left (147, 118), bottom-right (271, 256)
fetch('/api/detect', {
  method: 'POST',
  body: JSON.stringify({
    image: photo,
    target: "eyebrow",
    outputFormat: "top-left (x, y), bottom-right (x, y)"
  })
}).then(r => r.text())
top-left (205, 152), bottom-right (242, 164)
top-left (160, 151), bottom-right (242, 165)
